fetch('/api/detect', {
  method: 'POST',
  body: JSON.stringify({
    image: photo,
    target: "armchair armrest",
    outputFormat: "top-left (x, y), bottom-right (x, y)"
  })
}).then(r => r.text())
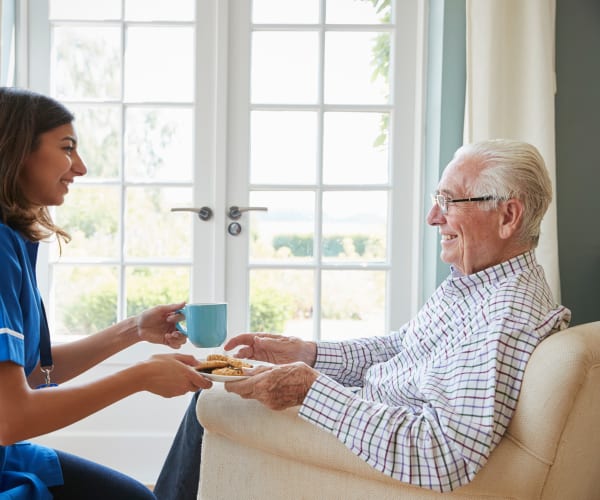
top-left (196, 322), bottom-right (600, 499)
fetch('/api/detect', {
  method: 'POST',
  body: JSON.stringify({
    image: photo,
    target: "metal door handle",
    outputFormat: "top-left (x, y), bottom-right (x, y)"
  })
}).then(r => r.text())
top-left (171, 206), bottom-right (213, 221)
top-left (228, 206), bottom-right (268, 220)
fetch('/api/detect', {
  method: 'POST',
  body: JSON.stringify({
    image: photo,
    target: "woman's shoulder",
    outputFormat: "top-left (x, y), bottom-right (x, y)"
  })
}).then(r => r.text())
top-left (0, 222), bottom-right (27, 256)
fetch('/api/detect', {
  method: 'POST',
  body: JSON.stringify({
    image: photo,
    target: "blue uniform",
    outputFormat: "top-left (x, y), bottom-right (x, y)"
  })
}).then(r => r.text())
top-left (0, 222), bottom-right (63, 499)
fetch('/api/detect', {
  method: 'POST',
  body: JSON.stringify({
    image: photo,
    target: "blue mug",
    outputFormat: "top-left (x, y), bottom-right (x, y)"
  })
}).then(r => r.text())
top-left (175, 303), bottom-right (227, 348)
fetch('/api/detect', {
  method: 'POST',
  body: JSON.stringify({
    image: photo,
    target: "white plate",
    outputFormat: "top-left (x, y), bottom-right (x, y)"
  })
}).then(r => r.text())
top-left (199, 359), bottom-right (273, 382)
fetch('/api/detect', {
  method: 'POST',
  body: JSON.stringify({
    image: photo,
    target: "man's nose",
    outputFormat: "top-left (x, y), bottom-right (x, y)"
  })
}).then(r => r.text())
top-left (426, 203), bottom-right (444, 226)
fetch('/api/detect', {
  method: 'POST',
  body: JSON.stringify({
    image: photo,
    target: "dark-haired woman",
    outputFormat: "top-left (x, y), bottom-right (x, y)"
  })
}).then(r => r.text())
top-left (0, 87), bottom-right (212, 499)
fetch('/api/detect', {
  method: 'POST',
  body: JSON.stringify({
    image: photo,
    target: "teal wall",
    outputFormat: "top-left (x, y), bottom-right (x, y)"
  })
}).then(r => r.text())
top-left (422, 0), bottom-right (466, 302)
top-left (425, 0), bottom-right (599, 325)
top-left (555, 0), bottom-right (600, 325)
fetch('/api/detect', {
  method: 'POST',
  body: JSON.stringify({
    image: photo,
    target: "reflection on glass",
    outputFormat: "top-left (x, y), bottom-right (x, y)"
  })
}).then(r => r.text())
top-left (125, 187), bottom-right (192, 259)
top-left (124, 27), bottom-right (194, 102)
top-left (125, 0), bottom-right (194, 21)
top-left (322, 191), bottom-right (387, 262)
top-left (126, 266), bottom-right (190, 316)
top-left (52, 26), bottom-right (121, 100)
top-left (324, 31), bottom-right (390, 104)
top-left (52, 185), bottom-right (120, 260)
top-left (252, 0), bottom-right (319, 24)
top-left (53, 265), bottom-right (118, 335)
top-left (250, 111), bottom-right (317, 184)
top-left (68, 104), bottom-right (120, 179)
top-left (323, 112), bottom-right (389, 184)
top-left (249, 191), bottom-right (315, 261)
top-left (321, 270), bottom-right (386, 341)
top-left (50, 0), bottom-right (121, 20)
top-left (326, 0), bottom-right (392, 24)
top-left (250, 269), bottom-right (314, 340)
top-left (251, 31), bottom-right (319, 104)
top-left (125, 107), bottom-right (193, 182)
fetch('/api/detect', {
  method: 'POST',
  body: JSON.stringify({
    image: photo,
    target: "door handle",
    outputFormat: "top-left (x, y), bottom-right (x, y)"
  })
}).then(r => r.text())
top-left (228, 206), bottom-right (268, 220)
top-left (171, 206), bottom-right (213, 221)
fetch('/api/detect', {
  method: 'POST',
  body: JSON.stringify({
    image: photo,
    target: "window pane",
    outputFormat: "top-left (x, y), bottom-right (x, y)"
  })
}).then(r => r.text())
top-left (250, 269), bottom-right (314, 339)
top-left (53, 265), bottom-right (118, 336)
top-left (250, 111), bottom-right (317, 184)
top-left (52, 186), bottom-right (120, 260)
top-left (126, 266), bottom-right (190, 316)
top-left (322, 191), bottom-right (387, 262)
top-left (249, 191), bottom-right (315, 262)
top-left (69, 104), bottom-right (120, 179)
top-left (251, 31), bottom-right (318, 104)
top-left (323, 112), bottom-right (389, 184)
top-left (52, 26), bottom-right (121, 100)
top-left (125, 107), bottom-right (193, 182)
top-left (321, 270), bottom-right (386, 341)
top-left (324, 31), bottom-right (390, 104)
top-left (124, 27), bottom-right (194, 102)
top-left (50, 0), bottom-right (121, 20)
top-left (252, 0), bottom-right (319, 24)
top-left (326, 0), bottom-right (392, 24)
top-left (125, 187), bottom-right (192, 259)
top-left (125, 0), bottom-right (194, 21)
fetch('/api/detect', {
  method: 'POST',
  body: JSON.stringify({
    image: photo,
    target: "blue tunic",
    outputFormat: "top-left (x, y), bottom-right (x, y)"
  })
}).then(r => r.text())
top-left (0, 223), bottom-right (63, 498)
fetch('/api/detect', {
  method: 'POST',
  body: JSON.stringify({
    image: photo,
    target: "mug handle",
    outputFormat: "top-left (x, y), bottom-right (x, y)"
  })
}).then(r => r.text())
top-left (174, 308), bottom-right (188, 336)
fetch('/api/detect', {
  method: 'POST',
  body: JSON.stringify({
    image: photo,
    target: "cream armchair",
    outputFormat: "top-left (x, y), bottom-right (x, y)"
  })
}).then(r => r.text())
top-left (196, 322), bottom-right (600, 499)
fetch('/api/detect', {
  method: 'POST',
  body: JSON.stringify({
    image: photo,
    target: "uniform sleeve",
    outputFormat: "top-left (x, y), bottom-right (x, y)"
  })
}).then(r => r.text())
top-left (0, 226), bottom-right (26, 366)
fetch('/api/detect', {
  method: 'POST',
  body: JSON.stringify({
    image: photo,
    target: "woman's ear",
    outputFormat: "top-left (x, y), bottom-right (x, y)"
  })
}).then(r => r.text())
top-left (498, 198), bottom-right (524, 240)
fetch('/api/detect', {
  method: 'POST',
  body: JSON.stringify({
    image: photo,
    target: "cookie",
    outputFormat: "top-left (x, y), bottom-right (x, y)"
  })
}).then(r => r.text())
top-left (211, 367), bottom-right (244, 376)
top-left (206, 354), bottom-right (230, 362)
top-left (194, 359), bottom-right (229, 372)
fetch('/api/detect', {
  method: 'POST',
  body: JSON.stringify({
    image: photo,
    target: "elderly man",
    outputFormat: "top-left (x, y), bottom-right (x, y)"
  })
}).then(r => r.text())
top-left (154, 139), bottom-right (570, 498)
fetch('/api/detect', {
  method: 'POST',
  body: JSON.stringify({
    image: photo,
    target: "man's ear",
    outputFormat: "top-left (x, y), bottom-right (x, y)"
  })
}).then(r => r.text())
top-left (498, 198), bottom-right (524, 239)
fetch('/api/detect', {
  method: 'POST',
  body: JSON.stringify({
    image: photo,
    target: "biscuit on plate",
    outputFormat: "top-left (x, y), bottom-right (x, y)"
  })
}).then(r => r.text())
top-left (194, 359), bottom-right (229, 372)
top-left (211, 367), bottom-right (244, 376)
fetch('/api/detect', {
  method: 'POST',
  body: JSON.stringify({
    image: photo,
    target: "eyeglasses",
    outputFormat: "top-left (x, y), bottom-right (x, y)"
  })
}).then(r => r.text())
top-left (430, 193), bottom-right (496, 215)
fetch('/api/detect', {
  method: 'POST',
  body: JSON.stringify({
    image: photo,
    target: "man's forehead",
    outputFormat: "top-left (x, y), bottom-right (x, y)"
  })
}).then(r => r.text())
top-left (438, 156), bottom-right (481, 193)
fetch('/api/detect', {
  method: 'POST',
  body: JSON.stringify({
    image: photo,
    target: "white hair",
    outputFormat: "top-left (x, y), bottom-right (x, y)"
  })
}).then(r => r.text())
top-left (453, 139), bottom-right (552, 247)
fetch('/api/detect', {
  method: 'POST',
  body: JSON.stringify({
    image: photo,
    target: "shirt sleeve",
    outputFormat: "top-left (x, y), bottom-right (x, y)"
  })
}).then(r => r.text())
top-left (314, 328), bottom-right (408, 387)
top-left (299, 318), bottom-right (549, 492)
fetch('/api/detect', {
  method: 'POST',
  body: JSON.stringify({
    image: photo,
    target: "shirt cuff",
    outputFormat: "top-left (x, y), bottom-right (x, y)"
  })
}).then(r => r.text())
top-left (313, 341), bottom-right (345, 377)
top-left (298, 373), bottom-right (355, 433)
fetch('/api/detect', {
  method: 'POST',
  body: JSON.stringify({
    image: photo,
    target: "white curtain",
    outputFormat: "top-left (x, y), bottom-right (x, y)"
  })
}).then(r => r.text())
top-left (464, 0), bottom-right (561, 300)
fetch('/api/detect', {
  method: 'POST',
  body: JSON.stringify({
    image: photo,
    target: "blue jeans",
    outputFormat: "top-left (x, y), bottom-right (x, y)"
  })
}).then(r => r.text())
top-left (49, 449), bottom-right (155, 499)
top-left (153, 391), bottom-right (204, 500)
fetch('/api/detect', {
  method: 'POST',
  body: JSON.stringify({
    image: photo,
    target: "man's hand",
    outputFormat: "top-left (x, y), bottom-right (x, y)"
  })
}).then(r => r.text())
top-left (224, 362), bottom-right (319, 411)
top-left (224, 333), bottom-right (317, 366)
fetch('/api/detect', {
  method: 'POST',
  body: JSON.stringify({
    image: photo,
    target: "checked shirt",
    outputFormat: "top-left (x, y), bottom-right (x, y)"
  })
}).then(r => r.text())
top-left (298, 250), bottom-right (571, 492)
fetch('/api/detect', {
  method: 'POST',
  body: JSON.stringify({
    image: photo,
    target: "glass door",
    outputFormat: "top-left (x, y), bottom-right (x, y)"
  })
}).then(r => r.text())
top-left (28, 0), bottom-right (425, 346)
top-left (227, 0), bottom-right (425, 341)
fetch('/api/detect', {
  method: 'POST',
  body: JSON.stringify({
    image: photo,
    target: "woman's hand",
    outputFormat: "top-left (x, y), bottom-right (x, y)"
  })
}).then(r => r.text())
top-left (137, 353), bottom-right (212, 397)
top-left (224, 333), bottom-right (317, 366)
top-left (136, 302), bottom-right (188, 349)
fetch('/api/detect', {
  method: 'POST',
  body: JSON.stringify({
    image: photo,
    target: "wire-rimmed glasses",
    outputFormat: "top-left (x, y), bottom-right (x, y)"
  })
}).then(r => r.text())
top-left (430, 193), bottom-right (496, 215)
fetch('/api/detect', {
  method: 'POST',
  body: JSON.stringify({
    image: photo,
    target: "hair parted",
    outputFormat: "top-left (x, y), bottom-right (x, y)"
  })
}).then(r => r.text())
top-left (0, 86), bottom-right (74, 243)
top-left (454, 139), bottom-right (553, 247)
